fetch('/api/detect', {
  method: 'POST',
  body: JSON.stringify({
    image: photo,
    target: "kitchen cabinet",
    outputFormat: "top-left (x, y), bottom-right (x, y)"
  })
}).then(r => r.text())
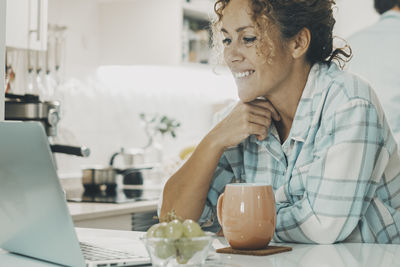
top-left (1, 0), bottom-right (5, 120)
top-left (69, 200), bottom-right (159, 231)
top-left (6, 0), bottom-right (48, 51)
top-left (73, 211), bottom-right (158, 231)
top-left (74, 213), bottom-right (134, 231)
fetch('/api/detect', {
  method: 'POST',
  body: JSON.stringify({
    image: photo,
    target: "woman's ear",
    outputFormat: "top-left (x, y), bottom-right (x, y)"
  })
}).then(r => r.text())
top-left (290, 27), bottom-right (311, 59)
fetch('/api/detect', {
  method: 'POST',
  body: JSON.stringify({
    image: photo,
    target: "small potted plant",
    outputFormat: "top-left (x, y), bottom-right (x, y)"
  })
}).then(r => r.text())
top-left (139, 113), bottom-right (181, 164)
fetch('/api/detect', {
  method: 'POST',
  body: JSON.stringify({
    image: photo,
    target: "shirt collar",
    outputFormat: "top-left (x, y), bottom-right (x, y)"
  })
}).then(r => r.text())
top-left (381, 10), bottom-right (400, 20)
top-left (253, 62), bottom-right (338, 146)
top-left (286, 63), bottom-right (327, 143)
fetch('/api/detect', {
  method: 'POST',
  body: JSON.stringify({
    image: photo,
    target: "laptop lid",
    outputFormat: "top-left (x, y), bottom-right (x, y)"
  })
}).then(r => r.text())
top-left (0, 121), bottom-right (86, 267)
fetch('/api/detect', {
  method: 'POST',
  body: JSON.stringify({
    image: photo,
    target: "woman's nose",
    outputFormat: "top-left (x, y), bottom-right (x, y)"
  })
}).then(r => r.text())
top-left (225, 44), bottom-right (244, 63)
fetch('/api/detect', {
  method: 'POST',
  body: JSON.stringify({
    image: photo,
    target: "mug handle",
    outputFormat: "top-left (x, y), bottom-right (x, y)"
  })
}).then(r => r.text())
top-left (217, 192), bottom-right (225, 226)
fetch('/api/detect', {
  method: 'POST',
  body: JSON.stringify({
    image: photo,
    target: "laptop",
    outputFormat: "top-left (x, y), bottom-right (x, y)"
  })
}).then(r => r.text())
top-left (0, 121), bottom-right (151, 267)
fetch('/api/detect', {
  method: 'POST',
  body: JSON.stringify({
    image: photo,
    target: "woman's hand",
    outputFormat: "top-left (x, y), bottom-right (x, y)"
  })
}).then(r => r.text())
top-left (208, 99), bottom-right (280, 149)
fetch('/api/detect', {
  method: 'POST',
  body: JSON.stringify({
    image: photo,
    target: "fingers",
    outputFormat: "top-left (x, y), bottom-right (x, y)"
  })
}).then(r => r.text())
top-left (247, 105), bottom-right (274, 120)
top-left (216, 100), bottom-right (276, 146)
top-left (248, 113), bottom-right (271, 128)
top-left (238, 101), bottom-right (275, 141)
top-left (248, 99), bottom-right (280, 121)
top-left (248, 123), bottom-right (269, 141)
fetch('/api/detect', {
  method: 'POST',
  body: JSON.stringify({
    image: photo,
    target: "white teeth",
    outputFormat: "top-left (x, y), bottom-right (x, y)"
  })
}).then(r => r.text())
top-left (234, 70), bottom-right (254, 78)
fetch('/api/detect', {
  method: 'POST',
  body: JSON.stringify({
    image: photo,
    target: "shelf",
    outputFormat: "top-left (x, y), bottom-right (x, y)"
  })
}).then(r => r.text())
top-left (182, 1), bottom-right (214, 21)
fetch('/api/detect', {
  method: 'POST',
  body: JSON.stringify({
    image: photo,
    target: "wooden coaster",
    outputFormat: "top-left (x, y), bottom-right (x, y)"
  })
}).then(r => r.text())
top-left (216, 245), bottom-right (292, 256)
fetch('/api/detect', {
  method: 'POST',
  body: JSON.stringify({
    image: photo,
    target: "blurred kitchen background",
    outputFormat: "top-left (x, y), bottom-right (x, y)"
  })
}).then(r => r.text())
top-left (1, 0), bottom-right (379, 184)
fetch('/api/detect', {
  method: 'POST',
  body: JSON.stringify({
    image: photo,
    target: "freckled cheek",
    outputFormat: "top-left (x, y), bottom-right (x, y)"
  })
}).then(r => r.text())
top-left (223, 49), bottom-right (231, 66)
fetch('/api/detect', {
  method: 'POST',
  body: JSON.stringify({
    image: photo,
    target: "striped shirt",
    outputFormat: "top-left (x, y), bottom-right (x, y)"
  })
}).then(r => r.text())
top-left (198, 62), bottom-right (400, 244)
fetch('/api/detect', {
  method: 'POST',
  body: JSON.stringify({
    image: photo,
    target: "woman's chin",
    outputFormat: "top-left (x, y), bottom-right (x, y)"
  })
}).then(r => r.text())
top-left (238, 92), bottom-right (258, 103)
top-left (237, 84), bottom-right (263, 102)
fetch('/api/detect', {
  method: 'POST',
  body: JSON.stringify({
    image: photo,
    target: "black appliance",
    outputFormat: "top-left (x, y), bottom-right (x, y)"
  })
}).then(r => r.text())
top-left (66, 187), bottom-right (161, 204)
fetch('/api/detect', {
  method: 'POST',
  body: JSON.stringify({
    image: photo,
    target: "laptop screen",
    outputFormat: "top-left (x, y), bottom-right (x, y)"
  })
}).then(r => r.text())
top-left (0, 121), bottom-right (85, 267)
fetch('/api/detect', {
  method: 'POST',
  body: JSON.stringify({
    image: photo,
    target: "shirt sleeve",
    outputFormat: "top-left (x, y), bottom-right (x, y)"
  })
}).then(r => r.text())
top-left (274, 98), bottom-right (388, 244)
top-left (198, 153), bottom-right (234, 232)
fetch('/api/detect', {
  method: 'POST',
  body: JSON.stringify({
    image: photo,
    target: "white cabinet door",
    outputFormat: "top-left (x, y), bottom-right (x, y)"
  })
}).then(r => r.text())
top-left (6, 0), bottom-right (48, 51)
top-left (74, 214), bottom-right (133, 231)
top-left (1, 0), bottom-right (5, 120)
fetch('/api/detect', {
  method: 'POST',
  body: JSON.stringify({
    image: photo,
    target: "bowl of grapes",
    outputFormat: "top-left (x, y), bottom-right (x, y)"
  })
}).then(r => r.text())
top-left (141, 211), bottom-right (214, 266)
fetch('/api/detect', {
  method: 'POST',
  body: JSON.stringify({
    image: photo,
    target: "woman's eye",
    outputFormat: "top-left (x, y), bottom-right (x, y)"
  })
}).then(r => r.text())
top-left (222, 38), bottom-right (232, 46)
top-left (243, 37), bottom-right (257, 44)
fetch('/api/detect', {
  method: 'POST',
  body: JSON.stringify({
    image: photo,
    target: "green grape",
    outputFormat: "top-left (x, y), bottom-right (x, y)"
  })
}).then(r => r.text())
top-left (165, 219), bottom-right (184, 239)
top-left (146, 223), bottom-right (160, 238)
top-left (153, 222), bottom-right (168, 238)
top-left (182, 219), bottom-right (205, 238)
top-left (175, 239), bottom-right (197, 264)
top-left (154, 241), bottom-right (175, 259)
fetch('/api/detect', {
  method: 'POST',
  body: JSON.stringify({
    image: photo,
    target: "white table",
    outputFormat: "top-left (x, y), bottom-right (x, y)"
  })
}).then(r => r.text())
top-left (1, 228), bottom-right (400, 267)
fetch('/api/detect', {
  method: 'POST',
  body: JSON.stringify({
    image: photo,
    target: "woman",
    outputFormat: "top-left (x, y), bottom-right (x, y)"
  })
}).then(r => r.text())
top-left (161, 0), bottom-right (400, 244)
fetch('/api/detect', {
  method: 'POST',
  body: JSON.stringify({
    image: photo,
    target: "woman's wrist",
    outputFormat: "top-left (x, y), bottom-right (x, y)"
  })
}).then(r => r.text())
top-left (202, 130), bottom-right (226, 154)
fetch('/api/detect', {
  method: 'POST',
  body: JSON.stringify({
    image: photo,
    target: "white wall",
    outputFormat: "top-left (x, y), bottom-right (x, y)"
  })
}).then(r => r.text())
top-left (47, 0), bottom-right (100, 80)
top-left (47, 0), bottom-right (184, 78)
top-left (53, 65), bottom-right (236, 178)
top-left (0, 0), bottom-right (5, 120)
top-left (98, 0), bottom-right (182, 65)
top-left (334, 0), bottom-right (379, 38)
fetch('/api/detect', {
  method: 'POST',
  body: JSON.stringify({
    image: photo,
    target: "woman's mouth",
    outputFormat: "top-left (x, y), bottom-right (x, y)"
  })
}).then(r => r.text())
top-left (233, 70), bottom-right (255, 79)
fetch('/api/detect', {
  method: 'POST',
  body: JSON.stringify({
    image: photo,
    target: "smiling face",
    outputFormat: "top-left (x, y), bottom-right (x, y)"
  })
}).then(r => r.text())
top-left (221, 0), bottom-right (294, 102)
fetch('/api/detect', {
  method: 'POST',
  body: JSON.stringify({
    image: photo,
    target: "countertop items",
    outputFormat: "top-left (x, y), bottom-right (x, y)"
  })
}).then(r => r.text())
top-left (2, 228), bottom-right (400, 267)
top-left (216, 245), bottom-right (292, 256)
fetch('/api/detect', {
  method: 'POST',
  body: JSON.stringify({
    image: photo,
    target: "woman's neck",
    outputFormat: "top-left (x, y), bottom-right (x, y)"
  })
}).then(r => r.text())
top-left (267, 61), bottom-right (312, 142)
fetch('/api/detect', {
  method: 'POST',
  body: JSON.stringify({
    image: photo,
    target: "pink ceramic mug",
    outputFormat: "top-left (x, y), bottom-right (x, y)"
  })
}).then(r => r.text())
top-left (217, 183), bottom-right (276, 250)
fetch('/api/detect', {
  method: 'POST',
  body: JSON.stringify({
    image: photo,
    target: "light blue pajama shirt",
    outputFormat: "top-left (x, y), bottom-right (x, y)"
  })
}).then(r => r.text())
top-left (197, 62), bottom-right (400, 244)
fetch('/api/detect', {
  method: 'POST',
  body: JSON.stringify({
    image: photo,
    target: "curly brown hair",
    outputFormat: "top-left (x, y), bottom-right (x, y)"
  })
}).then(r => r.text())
top-left (212, 0), bottom-right (351, 67)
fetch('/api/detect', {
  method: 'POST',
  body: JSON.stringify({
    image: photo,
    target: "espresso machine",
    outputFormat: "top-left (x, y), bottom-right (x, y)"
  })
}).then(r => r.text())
top-left (4, 93), bottom-right (90, 159)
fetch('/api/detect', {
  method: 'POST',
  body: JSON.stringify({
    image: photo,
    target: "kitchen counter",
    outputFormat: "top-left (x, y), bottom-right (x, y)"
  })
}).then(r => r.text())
top-left (1, 228), bottom-right (400, 267)
top-left (68, 199), bottom-right (159, 221)
top-left (62, 178), bottom-right (161, 230)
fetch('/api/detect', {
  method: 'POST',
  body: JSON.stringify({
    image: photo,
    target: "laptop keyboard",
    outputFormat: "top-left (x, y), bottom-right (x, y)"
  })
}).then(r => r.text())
top-left (80, 242), bottom-right (140, 261)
